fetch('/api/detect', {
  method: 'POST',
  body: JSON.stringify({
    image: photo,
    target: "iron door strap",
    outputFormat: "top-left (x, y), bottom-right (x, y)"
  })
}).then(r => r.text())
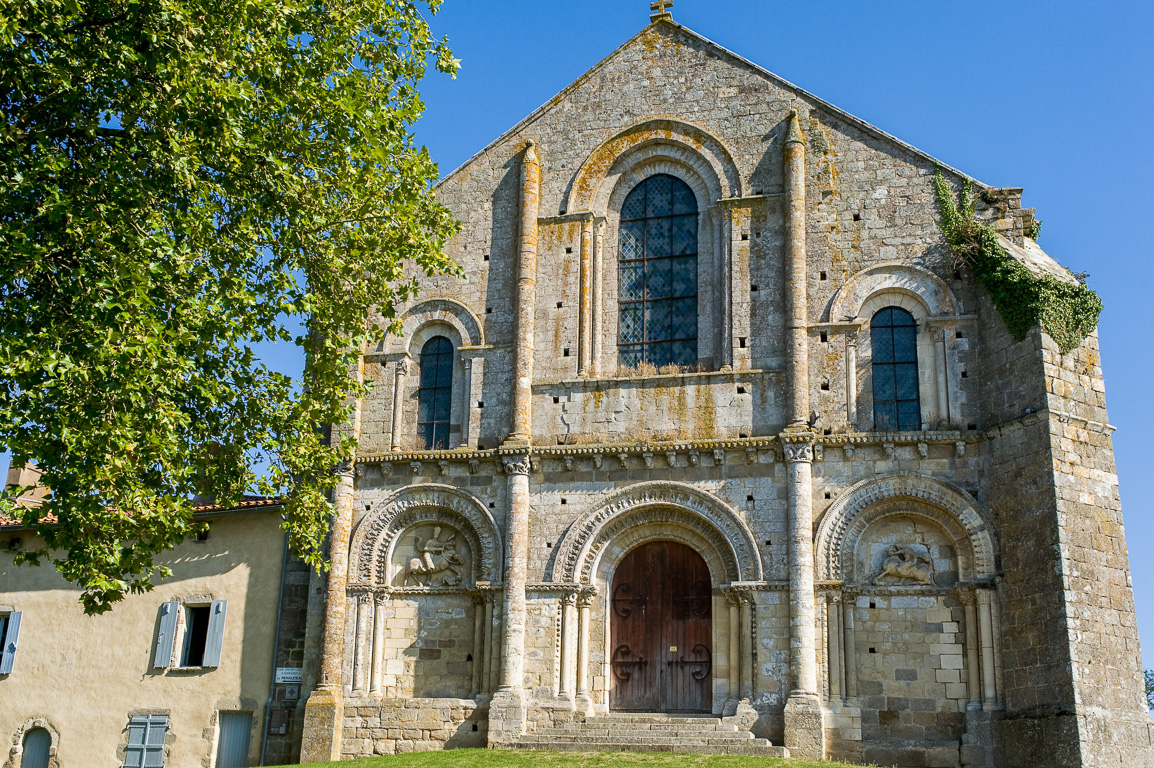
top-left (672, 579), bottom-right (711, 617)
top-left (668, 643), bottom-right (712, 680)
top-left (611, 644), bottom-right (648, 682)
top-left (612, 582), bottom-right (648, 618)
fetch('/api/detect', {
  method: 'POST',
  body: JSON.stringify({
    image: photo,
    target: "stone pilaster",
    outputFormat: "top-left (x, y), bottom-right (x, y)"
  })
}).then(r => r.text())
top-left (489, 453), bottom-right (532, 744)
top-left (509, 140), bottom-right (540, 445)
top-left (300, 357), bottom-right (363, 762)
top-left (784, 109), bottom-right (809, 430)
top-left (388, 357), bottom-right (408, 452)
top-left (781, 431), bottom-right (824, 759)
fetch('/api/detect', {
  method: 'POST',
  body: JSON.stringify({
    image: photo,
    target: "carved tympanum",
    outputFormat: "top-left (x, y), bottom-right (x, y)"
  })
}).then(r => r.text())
top-left (394, 524), bottom-right (471, 587)
top-left (873, 543), bottom-right (934, 585)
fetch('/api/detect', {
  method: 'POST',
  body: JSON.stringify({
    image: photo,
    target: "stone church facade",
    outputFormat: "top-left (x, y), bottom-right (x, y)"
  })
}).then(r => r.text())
top-left (296, 13), bottom-right (1154, 768)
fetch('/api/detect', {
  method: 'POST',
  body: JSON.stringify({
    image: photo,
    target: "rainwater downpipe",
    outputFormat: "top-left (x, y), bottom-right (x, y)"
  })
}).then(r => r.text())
top-left (260, 531), bottom-right (290, 767)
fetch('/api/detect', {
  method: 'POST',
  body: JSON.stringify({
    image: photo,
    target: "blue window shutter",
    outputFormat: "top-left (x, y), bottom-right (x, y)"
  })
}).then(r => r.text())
top-left (153, 601), bottom-right (179, 668)
top-left (202, 600), bottom-right (227, 668)
top-left (124, 715), bottom-right (167, 768)
top-left (0, 611), bottom-right (21, 674)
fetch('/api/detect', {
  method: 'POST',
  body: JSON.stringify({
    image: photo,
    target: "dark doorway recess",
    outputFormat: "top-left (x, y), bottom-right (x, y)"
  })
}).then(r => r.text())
top-left (609, 540), bottom-right (712, 713)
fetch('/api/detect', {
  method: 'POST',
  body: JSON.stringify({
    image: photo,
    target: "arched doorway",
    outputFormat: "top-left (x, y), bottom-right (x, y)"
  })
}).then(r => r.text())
top-left (609, 540), bottom-right (712, 712)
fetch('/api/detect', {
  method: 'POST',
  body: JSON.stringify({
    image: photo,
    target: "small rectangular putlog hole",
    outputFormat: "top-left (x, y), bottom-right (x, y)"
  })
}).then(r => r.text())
top-left (563, 348), bottom-right (571, 357)
top-left (741, 233), bottom-right (749, 241)
top-left (737, 386), bottom-right (746, 394)
top-left (824, 491), bottom-right (832, 499)
top-left (820, 379), bottom-right (830, 391)
top-left (819, 271), bottom-right (827, 281)
top-left (820, 331), bottom-right (828, 343)
top-left (553, 396), bottom-right (560, 404)
top-left (746, 494), bottom-right (754, 502)
top-left (956, 330), bottom-right (965, 339)
top-left (477, 401), bottom-right (484, 408)
top-left (485, 307), bottom-right (493, 314)
top-left (565, 247), bottom-right (573, 254)
top-left (557, 301), bottom-right (563, 309)
top-left (750, 284), bottom-right (759, 292)
top-left (738, 337), bottom-right (747, 348)
top-left (853, 212), bottom-right (862, 222)
top-left (483, 253), bottom-right (490, 261)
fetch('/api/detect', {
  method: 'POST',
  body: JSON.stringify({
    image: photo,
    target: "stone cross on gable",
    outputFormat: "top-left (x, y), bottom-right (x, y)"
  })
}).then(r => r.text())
top-left (650, 0), bottom-right (673, 21)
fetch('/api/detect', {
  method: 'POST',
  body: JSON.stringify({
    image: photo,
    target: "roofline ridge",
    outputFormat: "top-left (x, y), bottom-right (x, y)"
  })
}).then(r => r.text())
top-left (435, 18), bottom-right (992, 192)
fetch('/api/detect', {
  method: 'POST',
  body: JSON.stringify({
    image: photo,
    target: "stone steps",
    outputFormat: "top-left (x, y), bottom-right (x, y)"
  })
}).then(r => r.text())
top-left (509, 714), bottom-right (790, 757)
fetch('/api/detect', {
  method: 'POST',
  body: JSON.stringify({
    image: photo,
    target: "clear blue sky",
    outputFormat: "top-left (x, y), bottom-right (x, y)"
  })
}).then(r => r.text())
top-left (8, 1), bottom-right (1154, 662)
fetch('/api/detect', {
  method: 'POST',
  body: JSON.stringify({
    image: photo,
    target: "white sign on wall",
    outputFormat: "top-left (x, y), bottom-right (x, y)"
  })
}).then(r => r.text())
top-left (275, 667), bottom-right (303, 684)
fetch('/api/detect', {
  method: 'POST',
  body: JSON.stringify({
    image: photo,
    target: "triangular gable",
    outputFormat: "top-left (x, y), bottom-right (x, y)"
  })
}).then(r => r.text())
top-left (437, 18), bottom-right (986, 189)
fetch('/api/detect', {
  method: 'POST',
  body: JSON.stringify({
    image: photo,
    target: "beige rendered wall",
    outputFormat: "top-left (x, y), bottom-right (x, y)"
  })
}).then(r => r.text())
top-left (0, 510), bottom-right (285, 768)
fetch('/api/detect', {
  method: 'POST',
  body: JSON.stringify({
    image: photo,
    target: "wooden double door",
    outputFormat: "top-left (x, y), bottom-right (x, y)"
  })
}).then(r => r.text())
top-left (609, 540), bottom-right (712, 712)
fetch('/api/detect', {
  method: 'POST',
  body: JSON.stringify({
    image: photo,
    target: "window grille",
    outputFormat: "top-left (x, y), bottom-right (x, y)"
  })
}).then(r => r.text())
top-left (871, 307), bottom-right (921, 430)
top-left (417, 336), bottom-right (454, 449)
top-left (618, 174), bottom-right (698, 368)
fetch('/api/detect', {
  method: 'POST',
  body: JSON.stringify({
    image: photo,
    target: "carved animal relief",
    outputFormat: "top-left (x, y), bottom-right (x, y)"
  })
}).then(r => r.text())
top-left (393, 524), bottom-right (471, 587)
top-left (873, 543), bottom-right (934, 585)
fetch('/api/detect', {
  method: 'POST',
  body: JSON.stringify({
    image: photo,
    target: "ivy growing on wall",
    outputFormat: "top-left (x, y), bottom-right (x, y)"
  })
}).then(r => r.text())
top-left (932, 170), bottom-right (1102, 354)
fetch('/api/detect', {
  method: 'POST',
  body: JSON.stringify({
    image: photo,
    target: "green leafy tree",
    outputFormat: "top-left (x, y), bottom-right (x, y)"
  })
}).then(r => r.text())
top-left (0, 0), bottom-right (461, 611)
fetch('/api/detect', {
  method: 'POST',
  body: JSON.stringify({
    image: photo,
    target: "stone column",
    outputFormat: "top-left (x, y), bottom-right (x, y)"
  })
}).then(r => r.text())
top-left (509, 141), bottom-right (540, 445)
top-left (351, 591), bottom-right (373, 695)
top-left (489, 454), bottom-right (532, 743)
top-left (827, 592), bottom-right (843, 701)
top-left (845, 329), bottom-right (858, 429)
top-left (483, 596), bottom-right (496, 696)
top-left (370, 592), bottom-right (387, 696)
top-left (977, 588), bottom-right (998, 708)
top-left (471, 595), bottom-right (486, 699)
top-left (960, 590), bottom-right (982, 709)
top-left (300, 357), bottom-right (364, 762)
top-left (576, 588), bottom-right (595, 708)
top-left (725, 591), bottom-right (740, 713)
top-left (558, 591), bottom-right (577, 698)
top-left (740, 593), bottom-right (755, 700)
top-left (578, 216), bottom-right (594, 377)
top-left (784, 109), bottom-right (810, 429)
top-left (842, 594), bottom-right (858, 699)
top-left (934, 326), bottom-right (949, 427)
top-left (389, 358), bottom-right (409, 452)
top-left (459, 356), bottom-right (473, 449)
top-left (720, 207), bottom-right (735, 370)
top-left (591, 219), bottom-right (605, 376)
top-left (782, 432), bottom-right (824, 758)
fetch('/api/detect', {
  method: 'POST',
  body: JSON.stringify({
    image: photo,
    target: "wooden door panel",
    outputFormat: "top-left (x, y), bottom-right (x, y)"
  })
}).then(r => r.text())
top-left (610, 540), bottom-right (711, 713)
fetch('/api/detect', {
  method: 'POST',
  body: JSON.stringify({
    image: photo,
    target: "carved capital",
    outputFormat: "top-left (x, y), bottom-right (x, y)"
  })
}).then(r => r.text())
top-left (395, 358), bottom-right (410, 376)
top-left (561, 591), bottom-right (578, 607)
top-left (335, 457), bottom-right (355, 477)
top-left (503, 455), bottom-right (531, 476)
top-left (577, 587), bottom-right (597, 608)
top-left (845, 328), bottom-right (859, 345)
top-left (780, 437), bottom-right (814, 464)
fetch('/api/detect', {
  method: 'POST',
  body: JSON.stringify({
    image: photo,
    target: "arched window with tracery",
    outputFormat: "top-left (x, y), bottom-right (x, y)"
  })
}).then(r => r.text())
top-left (417, 336), bottom-right (454, 449)
top-left (618, 174), bottom-right (698, 368)
top-left (871, 307), bottom-right (921, 431)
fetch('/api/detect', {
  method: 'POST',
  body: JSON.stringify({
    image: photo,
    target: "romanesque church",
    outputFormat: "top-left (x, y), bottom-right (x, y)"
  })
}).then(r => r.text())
top-left (2, 8), bottom-right (1151, 768)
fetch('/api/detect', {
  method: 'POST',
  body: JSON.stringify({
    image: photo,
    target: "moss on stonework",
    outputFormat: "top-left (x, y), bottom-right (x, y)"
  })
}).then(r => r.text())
top-left (932, 169), bottom-right (1101, 354)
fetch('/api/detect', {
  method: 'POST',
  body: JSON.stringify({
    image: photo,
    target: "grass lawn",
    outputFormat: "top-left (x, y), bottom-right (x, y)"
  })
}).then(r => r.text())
top-left (288, 748), bottom-right (873, 768)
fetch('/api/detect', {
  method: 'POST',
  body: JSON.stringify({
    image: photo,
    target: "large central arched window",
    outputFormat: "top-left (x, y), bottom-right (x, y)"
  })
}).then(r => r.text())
top-left (871, 307), bottom-right (921, 431)
top-left (417, 336), bottom-right (454, 450)
top-left (618, 174), bottom-right (698, 369)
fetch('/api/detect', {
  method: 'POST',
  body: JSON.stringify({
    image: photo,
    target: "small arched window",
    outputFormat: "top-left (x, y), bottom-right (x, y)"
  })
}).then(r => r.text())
top-left (618, 173), bottom-right (698, 369)
top-left (20, 727), bottom-right (51, 768)
top-left (417, 336), bottom-right (454, 450)
top-left (871, 307), bottom-right (921, 431)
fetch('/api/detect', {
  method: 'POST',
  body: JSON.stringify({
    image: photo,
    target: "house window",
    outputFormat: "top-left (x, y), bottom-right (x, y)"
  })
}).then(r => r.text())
top-left (417, 336), bottom-right (454, 450)
top-left (872, 306), bottom-right (921, 431)
top-left (153, 600), bottom-right (227, 669)
top-left (20, 727), bottom-right (51, 768)
top-left (0, 611), bottom-right (21, 674)
top-left (123, 715), bottom-right (167, 768)
top-left (618, 174), bottom-right (699, 369)
top-left (181, 605), bottom-right (211, 667)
